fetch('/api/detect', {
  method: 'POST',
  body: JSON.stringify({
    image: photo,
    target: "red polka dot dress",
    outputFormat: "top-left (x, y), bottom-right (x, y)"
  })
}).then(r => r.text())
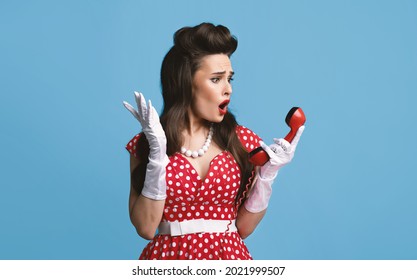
top-left (126, 125), bottom-right (262, 260)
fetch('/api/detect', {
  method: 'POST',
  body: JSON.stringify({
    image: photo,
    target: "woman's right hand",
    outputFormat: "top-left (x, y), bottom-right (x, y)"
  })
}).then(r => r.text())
top-left (123, 91), bottom-right (167, 161)
top-left (124, 92), bottom-right (169, 201)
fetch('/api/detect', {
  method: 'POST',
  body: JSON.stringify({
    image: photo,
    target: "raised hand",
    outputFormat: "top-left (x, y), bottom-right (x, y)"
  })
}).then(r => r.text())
top-left (244, 126), bottom-right (305, 212)
top-left (123, 91), bottom-right (169, 200)
top-left (123, 92), bottom-right (167, 162)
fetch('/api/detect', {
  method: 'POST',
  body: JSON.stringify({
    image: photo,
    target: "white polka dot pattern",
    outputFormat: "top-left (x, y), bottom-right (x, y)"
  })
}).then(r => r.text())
top-left (125, 125), bottom-right (263, 260)
top-left (235, 125), bottom-right (262, 153)
top-left (126, 133), bottom-right (141, 157)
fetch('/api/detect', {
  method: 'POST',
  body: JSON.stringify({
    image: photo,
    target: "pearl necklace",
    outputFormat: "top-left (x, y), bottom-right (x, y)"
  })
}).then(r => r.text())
top-left (181, 124), bottom-right (214, 158)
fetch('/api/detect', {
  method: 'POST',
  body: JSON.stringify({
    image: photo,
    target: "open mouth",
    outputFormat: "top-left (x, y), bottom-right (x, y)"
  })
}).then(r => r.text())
top-left (218, 100), bottom-right (230, 115)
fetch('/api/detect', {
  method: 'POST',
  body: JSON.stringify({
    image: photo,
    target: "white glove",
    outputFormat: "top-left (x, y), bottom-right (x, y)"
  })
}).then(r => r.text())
top-left (123, 92), bottom-right (169, 200)
top-left (244, 126), bottom-right (305, 212)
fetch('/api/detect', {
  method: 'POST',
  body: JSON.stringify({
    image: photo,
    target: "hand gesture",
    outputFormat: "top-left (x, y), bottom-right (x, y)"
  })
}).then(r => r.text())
top-left (258, 126), bottom-right (305, 179)
top-left (123, 91), bottom-right (167, 161)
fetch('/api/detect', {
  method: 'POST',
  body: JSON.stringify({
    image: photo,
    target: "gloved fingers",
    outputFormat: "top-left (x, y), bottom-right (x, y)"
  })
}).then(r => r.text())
top-left (123, 101), bottom-right (141, 123)
top-left (134, 91), bottom-right (148, 121)
top-left (290, 125), bottom-right (305, 150)
top-left (147, 100), bottom-right (156, 125)
top-left (147, 100), bottom-right (161, 126)
top-left (260, 141), bottom-right (281, 158)
top-left (146, 99), bottom-right (152, 125)
top-left (273, 138), bottom-right (292, 154)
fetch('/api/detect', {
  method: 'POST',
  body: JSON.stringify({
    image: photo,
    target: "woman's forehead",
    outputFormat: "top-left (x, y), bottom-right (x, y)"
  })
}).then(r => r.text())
top-left (198, 54), bottom-right (233, 73)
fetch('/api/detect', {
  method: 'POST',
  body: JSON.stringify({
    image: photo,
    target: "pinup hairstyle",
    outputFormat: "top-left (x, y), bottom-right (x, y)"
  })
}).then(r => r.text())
top-left (133, 23), bottom-right (255, 207)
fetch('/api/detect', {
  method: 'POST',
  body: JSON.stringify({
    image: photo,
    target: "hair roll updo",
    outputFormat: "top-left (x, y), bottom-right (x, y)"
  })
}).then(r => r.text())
top-left (133, 22), bottom-right (254, 207)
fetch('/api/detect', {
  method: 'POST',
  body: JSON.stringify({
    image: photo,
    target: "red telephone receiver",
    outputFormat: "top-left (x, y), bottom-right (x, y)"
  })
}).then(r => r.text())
top-left (248, 107), bottom-right (306, 166)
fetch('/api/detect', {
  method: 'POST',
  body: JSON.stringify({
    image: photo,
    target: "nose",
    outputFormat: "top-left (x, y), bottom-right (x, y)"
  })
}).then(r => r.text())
top-left (223, 81), bottom-right (232, 96)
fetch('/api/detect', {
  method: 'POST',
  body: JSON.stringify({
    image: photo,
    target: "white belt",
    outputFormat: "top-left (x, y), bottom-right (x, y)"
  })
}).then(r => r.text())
top-left (158, 219), bottom-right (237, 236)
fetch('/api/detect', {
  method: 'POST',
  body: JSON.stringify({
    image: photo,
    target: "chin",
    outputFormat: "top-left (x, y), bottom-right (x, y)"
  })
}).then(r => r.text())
top-left (212, 115), bottom-right (226, 123)
top-left (202, 111), bottom-right (227, 123)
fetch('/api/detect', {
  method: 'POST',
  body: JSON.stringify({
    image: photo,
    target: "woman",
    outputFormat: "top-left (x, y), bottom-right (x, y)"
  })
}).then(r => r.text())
top-left (123, 22), bottom-right (304, 260)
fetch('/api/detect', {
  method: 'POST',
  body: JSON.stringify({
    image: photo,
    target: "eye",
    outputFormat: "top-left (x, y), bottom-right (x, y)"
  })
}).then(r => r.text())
top-left (228, 77), bottom-right (234, 83)
top-left (210, 77), bottom-right (220, 83)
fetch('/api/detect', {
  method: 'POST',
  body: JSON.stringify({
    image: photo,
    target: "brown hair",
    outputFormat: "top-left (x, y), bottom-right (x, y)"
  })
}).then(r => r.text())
top-left (132, 23), bottom-right (254, 206)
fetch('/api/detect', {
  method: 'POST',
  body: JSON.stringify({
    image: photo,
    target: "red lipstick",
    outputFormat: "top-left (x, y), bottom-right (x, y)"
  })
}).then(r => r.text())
top-left (218, 100), bottom-right (229, 115)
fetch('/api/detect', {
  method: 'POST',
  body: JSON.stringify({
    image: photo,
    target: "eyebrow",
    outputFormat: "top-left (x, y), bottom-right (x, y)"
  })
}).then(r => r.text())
top-left (211, 71), bottom-right (234, 76)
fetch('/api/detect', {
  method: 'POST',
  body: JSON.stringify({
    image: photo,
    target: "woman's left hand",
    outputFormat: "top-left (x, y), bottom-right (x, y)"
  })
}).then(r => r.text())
top-left (258, 125), bottom-right (305, 179)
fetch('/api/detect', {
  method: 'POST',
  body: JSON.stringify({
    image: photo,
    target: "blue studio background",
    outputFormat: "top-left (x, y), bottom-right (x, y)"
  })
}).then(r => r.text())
top-left (1, 0), bottom-right (416, 260)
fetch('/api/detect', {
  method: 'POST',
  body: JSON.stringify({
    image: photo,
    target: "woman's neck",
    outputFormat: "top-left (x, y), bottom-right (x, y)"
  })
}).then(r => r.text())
top-left (185, 111), bottom-right (210, 136)
top-left (182, 114), bottom-right (212, 150)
